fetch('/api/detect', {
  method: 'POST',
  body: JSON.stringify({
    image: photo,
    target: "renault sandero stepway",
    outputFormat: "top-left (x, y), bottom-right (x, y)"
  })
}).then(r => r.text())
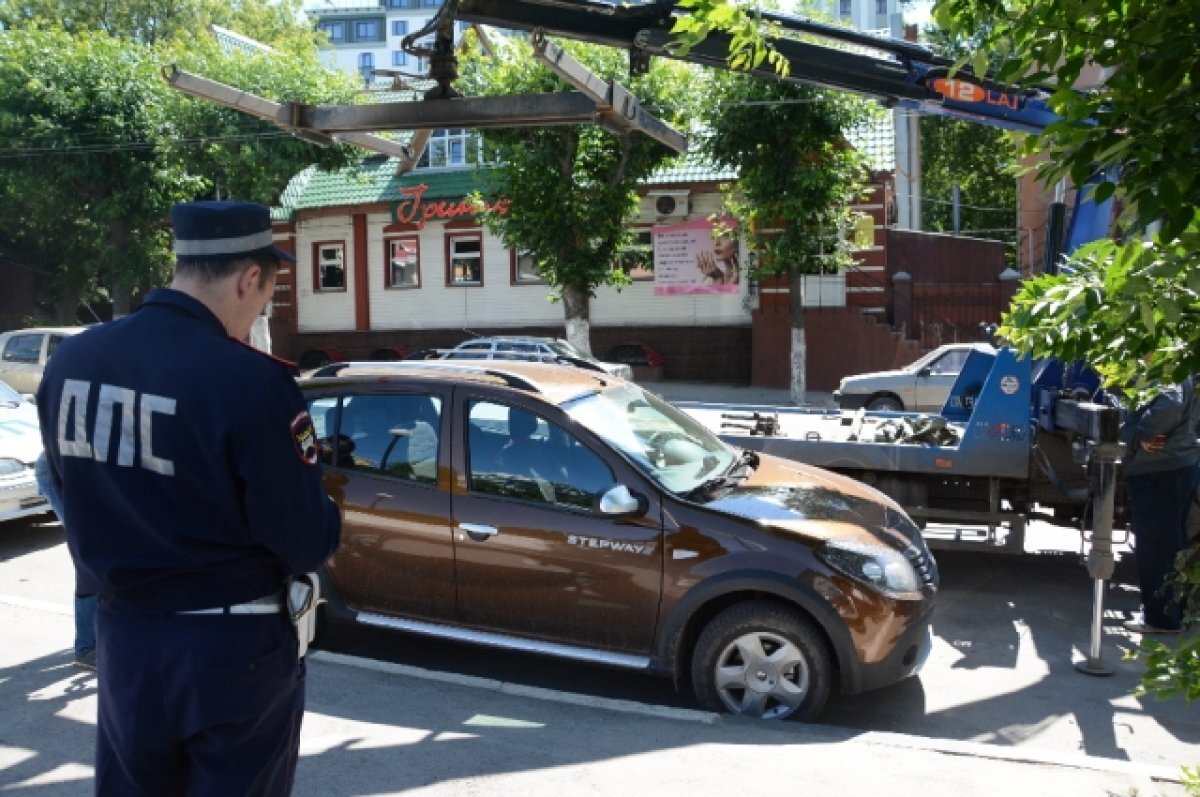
top-left (301, 361), bottom-right (937, 721)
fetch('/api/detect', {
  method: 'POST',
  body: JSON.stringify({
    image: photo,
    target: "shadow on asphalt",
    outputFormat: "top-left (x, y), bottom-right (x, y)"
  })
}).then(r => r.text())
top-left (0, 515), bottom-right (62, 562)
top-left (2, 529), bottom-right (1197, 797)
top-left (314, 547), bottom-right (1199, 764)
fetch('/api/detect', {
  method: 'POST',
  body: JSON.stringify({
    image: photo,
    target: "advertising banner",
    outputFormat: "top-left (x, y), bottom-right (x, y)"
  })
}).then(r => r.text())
top-left (653, 218), bottom-right (740, 296)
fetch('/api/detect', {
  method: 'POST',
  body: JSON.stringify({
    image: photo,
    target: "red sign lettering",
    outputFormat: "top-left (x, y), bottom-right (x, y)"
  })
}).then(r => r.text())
top-left (391, 184), bottom-right (510, 230)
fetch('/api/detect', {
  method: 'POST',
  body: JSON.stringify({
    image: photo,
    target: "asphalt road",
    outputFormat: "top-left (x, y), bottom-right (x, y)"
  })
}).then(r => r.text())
top-left (1, 513), bottom-right (1197, 796)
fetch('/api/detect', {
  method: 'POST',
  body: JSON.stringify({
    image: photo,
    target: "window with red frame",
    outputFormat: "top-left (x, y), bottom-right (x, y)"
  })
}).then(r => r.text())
top-left (511, 249), bottom-right (544, 284)
top-left (314, 241), bottom-right (347, 292)
top-left (447, 233), bottom-right (482, 286)
top-left (386, 237), bottom-right (421, 288)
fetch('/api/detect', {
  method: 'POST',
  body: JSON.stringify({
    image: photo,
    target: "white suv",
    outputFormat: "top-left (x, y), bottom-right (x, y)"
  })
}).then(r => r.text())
top-left (443, 336), bottom-right (634, 380)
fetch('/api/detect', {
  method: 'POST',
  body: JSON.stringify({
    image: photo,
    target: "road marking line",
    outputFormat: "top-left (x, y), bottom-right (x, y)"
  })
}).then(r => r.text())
top-left (0, 594), bottom-right (72, 616)
top-left (309, 650), bottom-right (717, 724)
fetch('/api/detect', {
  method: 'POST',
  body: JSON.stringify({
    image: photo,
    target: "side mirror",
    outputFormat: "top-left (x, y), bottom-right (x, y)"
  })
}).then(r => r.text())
top-left (597, 484), bottom-right (647, 517)
top-left (917, 367), bottom-right (932, 377)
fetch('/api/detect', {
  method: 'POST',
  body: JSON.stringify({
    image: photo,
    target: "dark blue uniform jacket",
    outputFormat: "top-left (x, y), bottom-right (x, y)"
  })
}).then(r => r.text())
top-left (37, 289), bottom-right (341, 613)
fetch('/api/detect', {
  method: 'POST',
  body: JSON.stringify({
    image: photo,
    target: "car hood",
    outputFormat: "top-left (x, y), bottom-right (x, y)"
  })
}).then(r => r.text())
top-left (0, 405), bottom-right (44, 465)
top-left (705, 452), bottom-right (921, 549)
top-left (840, 368), bottom-right (907, 387)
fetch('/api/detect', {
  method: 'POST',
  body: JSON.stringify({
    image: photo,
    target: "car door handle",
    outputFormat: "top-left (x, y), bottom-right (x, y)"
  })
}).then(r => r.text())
top-left (458, 522), bottom-right (499, 541)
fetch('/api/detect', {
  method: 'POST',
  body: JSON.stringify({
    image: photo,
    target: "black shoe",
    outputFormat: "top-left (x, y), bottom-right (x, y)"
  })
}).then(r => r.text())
top-left (73, 650), bottom-right (97, 670)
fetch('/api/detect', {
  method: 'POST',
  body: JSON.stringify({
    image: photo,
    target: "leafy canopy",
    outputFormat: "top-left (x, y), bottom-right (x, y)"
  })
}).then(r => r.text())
top-left (931, 0), bottom-right (1200, 392)
top-left (0, 0), bottom-right (362, 319)
top-left (698, 70), bottom-right (876, 278)
top-left (456, 32), bottom-right (701, 298)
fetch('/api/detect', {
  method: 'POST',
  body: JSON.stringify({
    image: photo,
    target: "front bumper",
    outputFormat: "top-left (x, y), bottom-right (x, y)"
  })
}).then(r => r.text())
top-left (0, 476), bottom-right (50, 523)
top-left (842, 607), bottom-right (935, 694)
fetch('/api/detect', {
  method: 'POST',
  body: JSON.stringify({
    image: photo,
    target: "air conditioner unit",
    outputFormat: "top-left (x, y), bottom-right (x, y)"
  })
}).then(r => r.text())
top-left (648, 190), bottom-right (689, 218)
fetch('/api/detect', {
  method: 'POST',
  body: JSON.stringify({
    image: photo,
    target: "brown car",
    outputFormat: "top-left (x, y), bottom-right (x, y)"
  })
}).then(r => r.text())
top-left (301, 361), bottom-right (938, 721)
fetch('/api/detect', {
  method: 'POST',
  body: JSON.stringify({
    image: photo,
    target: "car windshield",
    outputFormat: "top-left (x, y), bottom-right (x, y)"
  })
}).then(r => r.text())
top-left (547, 339), bottom-right (592, 360)
top-left (564, 383), bottom-right (737, 495)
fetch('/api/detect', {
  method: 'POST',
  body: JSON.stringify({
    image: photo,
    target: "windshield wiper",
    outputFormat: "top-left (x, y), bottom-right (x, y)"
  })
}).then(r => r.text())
top-left (681, 449), bottom-right (759, 502)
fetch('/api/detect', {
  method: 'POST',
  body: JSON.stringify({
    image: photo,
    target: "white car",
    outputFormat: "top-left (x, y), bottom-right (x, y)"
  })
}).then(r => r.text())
top-left (442, 336), bottom-right (634, 380)
top-left (0, 326), bottom-right (88, 395)
top-left (833, 342), bottom-right (996, 413)
top-left (0, 380), bottom-right (50, 523)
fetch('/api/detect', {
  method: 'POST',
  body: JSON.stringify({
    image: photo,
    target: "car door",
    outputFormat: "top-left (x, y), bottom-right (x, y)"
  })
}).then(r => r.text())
top-left (913, 348), bottom-right (969, 411)
top-left (451, 393), bottom-right (664, 655)
top-left (309, 388), bottom-right (456, 622)
top-left (0, 332), bottom-right (46, 394)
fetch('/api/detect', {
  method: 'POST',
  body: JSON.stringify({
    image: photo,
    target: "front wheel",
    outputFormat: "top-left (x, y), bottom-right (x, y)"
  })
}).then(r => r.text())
top-left (691, 601), bottom-right (833, 721)
top-left (866, 395), bottom-right (904, 412)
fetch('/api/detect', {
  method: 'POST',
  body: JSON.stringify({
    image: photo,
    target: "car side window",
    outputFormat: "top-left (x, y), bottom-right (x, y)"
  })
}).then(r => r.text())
top-left (310, 393), bottom-right (441, 483)
top-left (2, 334), bottom-right (42, 364)
top-left (46, 334), bottom-right (65, 360)
top-left (467, 401), bottom-right (614, 510)
top-left (929, 350), bottom-right (967, 375)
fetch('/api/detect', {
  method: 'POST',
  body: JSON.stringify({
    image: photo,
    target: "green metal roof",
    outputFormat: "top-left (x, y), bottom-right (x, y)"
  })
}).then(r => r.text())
top-left (277, 160), bottom-right (500, 219)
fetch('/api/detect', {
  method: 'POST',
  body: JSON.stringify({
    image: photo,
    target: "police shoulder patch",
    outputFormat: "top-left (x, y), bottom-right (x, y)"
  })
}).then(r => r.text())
top-left (290, 410), bottom-right (319, 465)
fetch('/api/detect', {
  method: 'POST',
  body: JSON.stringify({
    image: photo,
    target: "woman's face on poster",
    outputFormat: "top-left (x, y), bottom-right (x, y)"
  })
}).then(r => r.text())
top-left (713, 235), bottom-right (737, 261)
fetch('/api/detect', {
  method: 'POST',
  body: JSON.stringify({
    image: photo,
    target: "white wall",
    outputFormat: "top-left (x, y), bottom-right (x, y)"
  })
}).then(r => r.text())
top-left (294, 191), bottom-right (752, 334)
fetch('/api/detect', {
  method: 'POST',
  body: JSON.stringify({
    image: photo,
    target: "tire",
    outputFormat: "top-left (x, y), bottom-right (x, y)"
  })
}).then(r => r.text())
top-left (866, 395), bottom-right (904, 412)
top-left (691, 601), bottom-right (833, 722)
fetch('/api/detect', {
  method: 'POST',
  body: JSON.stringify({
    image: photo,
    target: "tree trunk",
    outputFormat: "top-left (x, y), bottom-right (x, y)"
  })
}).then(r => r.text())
top-left (112, 282), bottom-right (133, 318)
top-left (561, 283), bottom-right (593, 355)
top-left (108, 218), bottom-right (133, 318)
top-left (789, 270), bottom-right (807, 404)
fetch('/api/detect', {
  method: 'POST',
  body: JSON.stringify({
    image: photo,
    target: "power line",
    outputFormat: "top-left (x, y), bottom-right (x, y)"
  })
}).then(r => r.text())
top-left (0, 130), bottom-right (300, 160)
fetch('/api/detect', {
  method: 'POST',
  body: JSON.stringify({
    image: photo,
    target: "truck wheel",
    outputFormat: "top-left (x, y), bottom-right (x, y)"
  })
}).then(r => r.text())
top-left (867, 395), bottom-right (903, 412)
top-left (691, 601), bottom-right (833, 721)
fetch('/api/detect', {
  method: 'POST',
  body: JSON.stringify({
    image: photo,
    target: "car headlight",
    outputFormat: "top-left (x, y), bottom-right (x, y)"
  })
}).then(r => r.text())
top-left (817, 539), bottom-right (922, 596)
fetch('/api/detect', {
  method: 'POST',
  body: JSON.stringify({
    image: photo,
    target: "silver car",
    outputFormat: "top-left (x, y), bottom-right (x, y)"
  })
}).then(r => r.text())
top-left (0, 379), bottom-right (49, 523)
top-left (833, 342), bottom-right (996, 413)
top-left (0, 326), bottom-right (87, 395)
top-left (442, 336), bottom-right (634, 380)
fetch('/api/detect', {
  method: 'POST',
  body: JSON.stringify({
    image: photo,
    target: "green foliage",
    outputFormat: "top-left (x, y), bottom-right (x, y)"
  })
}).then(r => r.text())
top-left (933, 0), bottom-right (1199, 241)
top-left (456, 34), bottom-right (699, 302)
top-left (930, 0), bottom-right (1200, 720)
top-left (0, 0), bottom-right (322, 49)
top-left (697, 71), bottom-right (875, 279)
top-left (0, 28), bottom-right (192, 314)
top-left (1127, 547), bottom-right (1200, 706)
top-left (671, 0), bottom-right (791, 76)
top-left (0, 3), bottom-right (361, 319)
top-left (919, 27), bottom-right (1019, 260)
top-left (163, 36), bottom-right (361, 201)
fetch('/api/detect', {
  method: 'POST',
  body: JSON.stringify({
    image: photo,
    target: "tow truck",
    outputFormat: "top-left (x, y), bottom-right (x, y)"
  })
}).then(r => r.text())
top-left (677, 346), bottom-right (1121, 554)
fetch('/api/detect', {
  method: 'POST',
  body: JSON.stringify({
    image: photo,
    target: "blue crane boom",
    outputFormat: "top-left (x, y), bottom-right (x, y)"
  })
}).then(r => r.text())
top-left (455, 0), bottom-right (1064, 134)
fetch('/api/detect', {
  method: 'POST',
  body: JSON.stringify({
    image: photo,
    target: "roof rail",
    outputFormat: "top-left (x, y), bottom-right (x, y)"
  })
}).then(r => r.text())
top-left (306, 360), bottom-right (546, 393)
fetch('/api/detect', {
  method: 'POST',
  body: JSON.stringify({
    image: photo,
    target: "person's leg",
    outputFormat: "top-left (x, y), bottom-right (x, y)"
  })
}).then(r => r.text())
top-left (74, 593), bottom-right (97, 658)
top-left (1129, 469), bottom-right (1191, 630)
top-left (94, 608), bottom-right (187, 796)
top-left (176, 614), bottom-right (304, 797)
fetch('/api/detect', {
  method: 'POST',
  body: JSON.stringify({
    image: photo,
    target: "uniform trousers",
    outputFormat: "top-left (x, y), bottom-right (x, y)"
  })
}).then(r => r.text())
top-left (1127, 463), bottom-right (1200, 630)
top-left (95, 603), bottom-right (305, 796)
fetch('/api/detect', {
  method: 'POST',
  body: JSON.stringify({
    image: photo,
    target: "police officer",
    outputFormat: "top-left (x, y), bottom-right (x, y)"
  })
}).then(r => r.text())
top-left (1120, 375), bottom-right (1200, 634)
top-left (37, 200), bottom-right (342, 795)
